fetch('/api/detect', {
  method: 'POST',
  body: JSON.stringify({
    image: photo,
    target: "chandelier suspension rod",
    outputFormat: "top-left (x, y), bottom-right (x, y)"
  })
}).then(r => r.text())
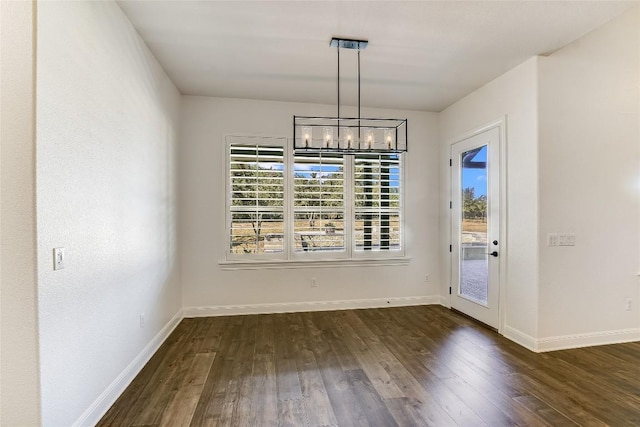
top-left (358, 47), bottom-right (361, 147)
top-left (337, 44), bottom-right (340, 142)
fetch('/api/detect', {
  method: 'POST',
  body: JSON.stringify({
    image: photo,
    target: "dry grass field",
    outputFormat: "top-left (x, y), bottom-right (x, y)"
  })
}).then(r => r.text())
top-left (462, 219), bottom-right (487, 233)
top-left (230, 220), bottom-right (401, 253)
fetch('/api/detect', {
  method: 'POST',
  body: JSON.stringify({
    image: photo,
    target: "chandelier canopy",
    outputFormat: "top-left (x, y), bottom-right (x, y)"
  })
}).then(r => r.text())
top-left (293, 38), bottom-right (408, 154)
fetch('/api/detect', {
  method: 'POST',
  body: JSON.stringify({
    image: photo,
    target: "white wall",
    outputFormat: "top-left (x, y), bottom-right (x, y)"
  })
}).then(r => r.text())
top-left (180, 96), bottom-right (440, 311)
top-left (439, 7), bottom-right (640, 350)
top-left (0, 1), bottom-right (42, 424)
top-left (36, 2), bottom-right (181, 425)
top-left (438, 58), bottom-right (540, 341)
top-left (538, 7), bottom-right (640, 340)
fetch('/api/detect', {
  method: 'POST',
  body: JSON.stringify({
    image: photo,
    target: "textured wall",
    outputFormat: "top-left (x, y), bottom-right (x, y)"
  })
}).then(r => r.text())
top-left (179, 96), bottom-right (440, 311)
top-left (538, 6), bottom-right (640, 338)
top-left (36, 1), bottom-right (181, 425)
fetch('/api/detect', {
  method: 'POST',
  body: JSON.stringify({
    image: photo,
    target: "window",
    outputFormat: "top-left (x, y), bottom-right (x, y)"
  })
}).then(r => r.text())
top-left (354, 154), bottom-right (402, 252)
top-left (293, 152), bottom-right (345, 253)
top-left (228, 141), bottom-right (285, 256)
top-left (226, 136), bottom-right (404, 261)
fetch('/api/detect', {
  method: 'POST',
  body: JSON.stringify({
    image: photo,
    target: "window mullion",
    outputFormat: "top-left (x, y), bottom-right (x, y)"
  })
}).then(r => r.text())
top-left (286, 143), bottom-right (293, 260)
top-left (345, 154), bottom-right (354, 258)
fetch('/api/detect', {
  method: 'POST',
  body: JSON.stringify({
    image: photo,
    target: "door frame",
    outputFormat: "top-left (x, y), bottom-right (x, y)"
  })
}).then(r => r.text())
top-left (448, 117), bottom-right (507, 334)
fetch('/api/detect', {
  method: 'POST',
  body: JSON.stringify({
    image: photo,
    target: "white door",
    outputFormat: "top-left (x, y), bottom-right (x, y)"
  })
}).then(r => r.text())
top-left (450, 126), bottom-right (501, 329)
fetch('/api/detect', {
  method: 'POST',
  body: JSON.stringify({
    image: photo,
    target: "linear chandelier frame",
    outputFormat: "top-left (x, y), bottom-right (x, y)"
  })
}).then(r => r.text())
top-left (293, 37), bottom-right (408, 154)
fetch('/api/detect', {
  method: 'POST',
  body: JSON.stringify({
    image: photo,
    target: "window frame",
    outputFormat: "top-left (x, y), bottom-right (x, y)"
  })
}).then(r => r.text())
top-left (289, 149), bottom-right (349, 261)
top-left (225, 136), bottom-right (288, 261)
top-left (351, 152), bottom-right (405, 259)
top-left (223, 135), bottom-right (406, 264)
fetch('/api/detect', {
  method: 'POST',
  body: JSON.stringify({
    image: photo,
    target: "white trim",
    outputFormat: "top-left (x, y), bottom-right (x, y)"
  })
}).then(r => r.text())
top-left (437, 295), bottom-right (449, 307)
top-left (502, 325), bottom-right (640, 353)
top-left (536, 328), bottom-right (640, 353)
top-left (447, 117), bottom-right (508, 334)
top-left (184, 296), bottom-right (438, 317)
top-left (224, 134), bottom-right (407, 263)
top-left (72, 310), bottom-right (184, 427)
top-left (503, 325), bottom-right (539, 352)
top-left (225, 136), bottom-right (288, 261)
top-left (219, 256), bottom-right (411, 270)
top-left (497, 117), bottom-right (508, 336)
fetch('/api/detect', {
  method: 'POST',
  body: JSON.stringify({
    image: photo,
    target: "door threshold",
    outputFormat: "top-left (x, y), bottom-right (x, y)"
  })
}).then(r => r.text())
top-left (450, 308), bottom-right (498, 333)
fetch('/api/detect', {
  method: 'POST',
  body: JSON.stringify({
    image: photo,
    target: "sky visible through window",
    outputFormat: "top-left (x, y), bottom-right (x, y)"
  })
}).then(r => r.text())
top-left (255, 156), bottom-right (400, 186)
top-left (462, 145), bottom-right (487, 196)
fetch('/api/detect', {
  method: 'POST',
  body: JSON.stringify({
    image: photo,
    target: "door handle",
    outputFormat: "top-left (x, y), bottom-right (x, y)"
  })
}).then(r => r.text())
top-left (488, 251), bottom-right (498, 257)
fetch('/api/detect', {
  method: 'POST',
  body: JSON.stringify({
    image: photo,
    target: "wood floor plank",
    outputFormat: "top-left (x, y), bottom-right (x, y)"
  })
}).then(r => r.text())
top-left (248, 314), bottom-right (278, 426)
top-left (99, 319), bottom-right (202, 426)
top-left (374, 331), bottom-right (482, 426)
top-left (344, 368), bottom-right (399, 427)
top-left (158, 352), bottom-right (216, 427)
top-left (305, 311), bottom-right (368, 427)
top-left (512, 394), bottom-right (580, 426)
top-left (99, 306), bottom-right (640, 427)
top-left (189, 316), bottom-right (242, 426)
top-left (332, 311), bottom-right (405, 400)
top-left (273, 313), bottom-right (304, 402)
top-left (290, 313), bottom-right (338, 427)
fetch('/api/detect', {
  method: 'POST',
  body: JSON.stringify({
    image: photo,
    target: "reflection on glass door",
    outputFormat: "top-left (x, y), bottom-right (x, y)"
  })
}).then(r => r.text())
top-left (459, 146), bottom-right (488, 305)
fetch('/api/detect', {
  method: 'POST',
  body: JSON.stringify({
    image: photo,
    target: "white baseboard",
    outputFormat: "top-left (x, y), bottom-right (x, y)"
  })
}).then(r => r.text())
top-left (503, 325), bottom-right (539, 352)
top-left (72, 309), bottom-right (184, 427)
top-left (184, 296), bottom-right (440, 317)
top-left (438, 295), bottom-right (450, 307)
top-left (536, 328), bottom-right (640, 353)
top-left (502, 325), bottom-right (640, 353)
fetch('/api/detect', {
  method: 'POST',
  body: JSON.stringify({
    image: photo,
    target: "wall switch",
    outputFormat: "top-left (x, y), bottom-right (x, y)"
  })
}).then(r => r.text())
top-left (558, 233), bottom-right (576, 246)
top-left (625, 298), bottom-right (632, 311)
top-left (139, 313), bottom-right (145, 328)
top-left (311, 278), bottom-right (317, 288)
top-left (53, 248), bottom-right (65, 270)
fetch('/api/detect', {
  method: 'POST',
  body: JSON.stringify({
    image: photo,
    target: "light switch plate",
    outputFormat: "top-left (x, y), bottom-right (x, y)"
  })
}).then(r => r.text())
top-left (558, 233), bottom-right (576, 246)
top-left (53, 247), bottom-right (65, 270)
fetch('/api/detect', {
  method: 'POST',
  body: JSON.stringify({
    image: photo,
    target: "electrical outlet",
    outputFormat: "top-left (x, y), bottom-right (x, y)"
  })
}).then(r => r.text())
top-left (53, 247), bottom-right (65, 270)
top-left (625, 298), bottom-right (632, 311)
top-left (139, 313), bottom-right (145, 328)
top-left (311, 278), bottom-right (317, 288)
top-left (425, 274), bottom-right (430, 282)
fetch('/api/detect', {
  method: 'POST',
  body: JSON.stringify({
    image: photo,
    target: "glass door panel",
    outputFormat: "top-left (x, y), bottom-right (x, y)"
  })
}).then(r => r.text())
top-left (460, 145), bottom-right (488, 305)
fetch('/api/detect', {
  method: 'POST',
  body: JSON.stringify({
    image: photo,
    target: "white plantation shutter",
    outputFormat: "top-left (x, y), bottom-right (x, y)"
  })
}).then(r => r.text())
top-left (293, 152), bottom-right (345, 253)
top-left (354, 153), bottom-right (402, 252)
top-left (229, 143), bottom-right (285, 255)
top-left (226, 136), bottom-right (405, 261)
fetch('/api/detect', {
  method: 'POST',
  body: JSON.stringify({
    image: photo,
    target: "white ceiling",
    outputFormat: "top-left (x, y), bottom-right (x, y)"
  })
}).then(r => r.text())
top-left (118, 1), bottom-right (636, 112)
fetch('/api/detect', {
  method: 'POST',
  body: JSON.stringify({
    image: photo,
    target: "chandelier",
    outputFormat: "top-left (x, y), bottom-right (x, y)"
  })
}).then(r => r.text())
top-left (293, 38), bottom-right (408, 154)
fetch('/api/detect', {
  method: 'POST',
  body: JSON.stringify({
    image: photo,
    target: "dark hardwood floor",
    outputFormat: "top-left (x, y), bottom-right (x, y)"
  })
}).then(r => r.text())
top-left (98, 305), bottom-right (640, 426)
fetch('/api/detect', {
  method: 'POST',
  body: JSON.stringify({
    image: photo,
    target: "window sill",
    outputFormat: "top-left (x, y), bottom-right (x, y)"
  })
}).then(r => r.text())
top-left (219, 257), bottom-right (411, 271)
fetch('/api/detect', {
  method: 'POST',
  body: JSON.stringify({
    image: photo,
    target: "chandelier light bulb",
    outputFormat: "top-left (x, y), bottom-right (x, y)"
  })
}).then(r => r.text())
top-left (323, 127), bottom-right (333, 148)
top-left (365, 128), bottom-right (374, 149)
top-left (384, 128), bottom-right (394, 149)
top-left (302, 126), bottom-right (312, 148)
top-left (342, 127), bottom-right (354, 149)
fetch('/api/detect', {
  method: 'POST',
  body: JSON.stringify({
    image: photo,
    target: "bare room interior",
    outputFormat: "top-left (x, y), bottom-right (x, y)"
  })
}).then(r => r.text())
top-left (1, 1), bottom-right (639, 426)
